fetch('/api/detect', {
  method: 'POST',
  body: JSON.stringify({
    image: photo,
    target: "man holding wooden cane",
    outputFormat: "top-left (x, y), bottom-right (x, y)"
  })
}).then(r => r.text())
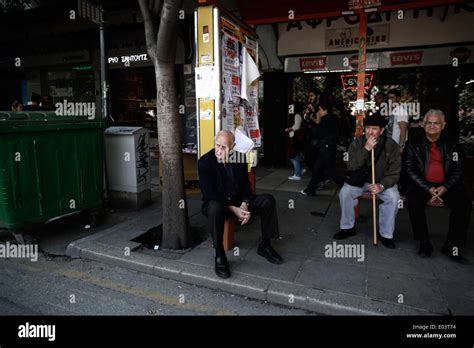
top-left (335, 115), bottom-right (401, 248)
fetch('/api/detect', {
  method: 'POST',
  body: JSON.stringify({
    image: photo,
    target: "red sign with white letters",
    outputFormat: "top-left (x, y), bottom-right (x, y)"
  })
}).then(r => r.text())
top-left (348, 0), bottom-right (382, 10)
top-left (390, 51), bottom-right (423, 66)
top-left (341, 73), bottom-right (373, 90)
top-left (299, 57), bottom-right (327, 71)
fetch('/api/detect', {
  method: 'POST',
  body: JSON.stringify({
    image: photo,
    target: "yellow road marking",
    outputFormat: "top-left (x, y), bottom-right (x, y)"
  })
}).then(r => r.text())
top-left (6, 258), bottom-right (235, 315)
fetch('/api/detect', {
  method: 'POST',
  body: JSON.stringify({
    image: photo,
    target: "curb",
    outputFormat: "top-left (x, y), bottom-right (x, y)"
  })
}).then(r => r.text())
top-left (66, 234), bottom-right (440, 316)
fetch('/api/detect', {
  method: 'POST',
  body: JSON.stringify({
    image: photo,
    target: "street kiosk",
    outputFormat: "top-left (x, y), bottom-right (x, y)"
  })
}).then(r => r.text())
top-left (195, 5), bottom-right (261, 249)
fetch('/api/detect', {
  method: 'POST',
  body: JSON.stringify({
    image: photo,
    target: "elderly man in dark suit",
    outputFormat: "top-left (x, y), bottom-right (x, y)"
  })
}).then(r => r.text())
top-left (198, 130), bottom-right (283, 278)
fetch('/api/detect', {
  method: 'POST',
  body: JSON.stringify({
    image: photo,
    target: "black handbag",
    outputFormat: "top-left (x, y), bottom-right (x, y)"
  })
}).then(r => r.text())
top-left (344, 136), bottom-right (386, 187)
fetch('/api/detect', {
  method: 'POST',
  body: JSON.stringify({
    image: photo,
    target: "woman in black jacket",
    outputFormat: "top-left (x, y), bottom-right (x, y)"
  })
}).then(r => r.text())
top-left (301, 97), bottom-right (344, 196)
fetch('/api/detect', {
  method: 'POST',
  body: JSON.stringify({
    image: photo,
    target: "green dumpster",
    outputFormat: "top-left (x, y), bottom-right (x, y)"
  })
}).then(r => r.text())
top-left (0, 111), bottom-right (105, 237)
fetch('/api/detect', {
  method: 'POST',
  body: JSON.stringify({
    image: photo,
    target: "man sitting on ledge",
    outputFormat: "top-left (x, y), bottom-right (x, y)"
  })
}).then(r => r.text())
top-left (198, 130), bottom-right (283, 279)
top-left (335, 115), bottom-right (401, 248)
top-left (404, 109), bottom-right (471, 263)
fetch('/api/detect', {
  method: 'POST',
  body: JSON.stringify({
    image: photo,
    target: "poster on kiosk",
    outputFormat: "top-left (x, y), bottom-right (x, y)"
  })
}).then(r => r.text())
top-left (195, 5), bottom-right (260, 177)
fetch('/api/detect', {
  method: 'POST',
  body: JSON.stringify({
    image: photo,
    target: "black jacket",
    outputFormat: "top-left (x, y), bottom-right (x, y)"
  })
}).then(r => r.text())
top-left (404, 132), bottom-right (465, 191)
top-left (304, 113), bottom-right (339, 149)
top-left (313, 113), bottom-right (339, 150)
top-left (198, 149), bottom-right (253, 207)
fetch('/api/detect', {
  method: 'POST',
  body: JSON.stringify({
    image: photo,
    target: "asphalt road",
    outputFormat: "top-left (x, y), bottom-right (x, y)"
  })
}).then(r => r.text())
top-left (0, 253), bottom-right (314, 316)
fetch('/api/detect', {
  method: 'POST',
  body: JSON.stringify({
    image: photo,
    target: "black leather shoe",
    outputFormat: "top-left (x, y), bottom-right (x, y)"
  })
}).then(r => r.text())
top-left (418, 240), bottom-right (433, 257)
top-left (378, 234), bottom-right (396, 249)
top-left (333, 227), bottom-right (356, 240)
top-left (257, 244), bottom-right (283, 264)
top-left (441, 244), bottom-right (470, 265)
top-left (215, 256), bottom-right (230, 278)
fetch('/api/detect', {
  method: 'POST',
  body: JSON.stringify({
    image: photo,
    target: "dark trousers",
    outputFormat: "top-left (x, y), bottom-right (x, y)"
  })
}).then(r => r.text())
top-left (306, 148), bottom-right (344, 194)
top-left (406, 183), bottom-right (471, 246)
top-left (202, 194), bottom-right (280, 254)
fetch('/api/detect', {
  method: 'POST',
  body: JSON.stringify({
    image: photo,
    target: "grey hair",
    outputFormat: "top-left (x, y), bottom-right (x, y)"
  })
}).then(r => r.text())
top-left (215, 130), bottom-right (235, 146)
top-left (423, 109), bottom-right (445, 123)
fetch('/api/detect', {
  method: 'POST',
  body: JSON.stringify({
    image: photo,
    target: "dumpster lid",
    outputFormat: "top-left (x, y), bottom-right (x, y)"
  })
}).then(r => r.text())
top-left (104, 126), bottom-right (147, 135)
top-left (0, 111), bottom-right (89, 121)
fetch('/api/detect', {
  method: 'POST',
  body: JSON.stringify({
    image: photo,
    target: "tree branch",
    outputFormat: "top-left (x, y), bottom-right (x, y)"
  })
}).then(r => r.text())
top-left (138, 0), bottom-right (157, 60)
top-left (156, 0), bottom-right (183, 64)
top-left (152, 0), bottom-right (163, 17)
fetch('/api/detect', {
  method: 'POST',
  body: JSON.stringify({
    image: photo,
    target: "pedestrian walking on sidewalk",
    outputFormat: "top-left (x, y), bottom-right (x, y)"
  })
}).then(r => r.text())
top-left (285, 101), bottom-right (305, 180)
top-left (300, 97), bottom-right (344, 196)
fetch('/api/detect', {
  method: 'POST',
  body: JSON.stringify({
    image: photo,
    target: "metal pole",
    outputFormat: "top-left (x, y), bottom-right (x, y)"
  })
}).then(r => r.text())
top-left (99, 5), bottom-right (109, 124)
top-left (99, 4), bottom-right (110, 201)
top-left (355, 12), bottom-right (367, 137)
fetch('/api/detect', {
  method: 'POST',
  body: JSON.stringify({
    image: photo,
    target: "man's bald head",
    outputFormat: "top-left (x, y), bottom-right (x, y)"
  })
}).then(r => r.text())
top-left (214, 130), bottom-right (235, 162)
top-left (215, 130), bottom-right (235, 147)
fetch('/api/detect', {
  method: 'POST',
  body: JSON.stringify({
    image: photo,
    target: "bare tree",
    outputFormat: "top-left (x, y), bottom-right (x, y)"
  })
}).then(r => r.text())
top-left (138, 0), bottom-right (189, 249)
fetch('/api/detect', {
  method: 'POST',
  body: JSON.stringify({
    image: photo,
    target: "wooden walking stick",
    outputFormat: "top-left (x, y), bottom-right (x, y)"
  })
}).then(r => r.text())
top-left (371, 148), bottom-right (377, 246)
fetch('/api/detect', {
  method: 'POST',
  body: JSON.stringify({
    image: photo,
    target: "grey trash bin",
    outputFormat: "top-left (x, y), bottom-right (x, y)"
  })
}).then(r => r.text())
top-left (104, 126), bottom-right (151, 208)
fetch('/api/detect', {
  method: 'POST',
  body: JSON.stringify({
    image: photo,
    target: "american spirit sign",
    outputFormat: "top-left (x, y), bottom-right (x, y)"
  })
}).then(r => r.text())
top-left (325, 24), bottom-right (389, 50)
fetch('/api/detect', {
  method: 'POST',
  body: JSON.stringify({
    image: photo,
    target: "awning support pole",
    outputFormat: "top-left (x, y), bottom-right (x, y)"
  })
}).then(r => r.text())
top-left (355, 11), bottom-right (368, 137)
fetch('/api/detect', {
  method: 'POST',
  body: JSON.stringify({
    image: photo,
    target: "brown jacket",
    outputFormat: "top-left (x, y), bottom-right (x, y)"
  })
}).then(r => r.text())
top-left (347, 135), bottom-right (401, 188)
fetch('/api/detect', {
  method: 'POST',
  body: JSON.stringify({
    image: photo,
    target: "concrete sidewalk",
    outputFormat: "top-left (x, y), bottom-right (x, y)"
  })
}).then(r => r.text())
top-left (66, 167), bottom-right (474, 315)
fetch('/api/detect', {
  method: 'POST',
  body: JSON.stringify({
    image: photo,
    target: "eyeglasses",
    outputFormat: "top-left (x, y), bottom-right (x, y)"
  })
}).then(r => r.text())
top-left (425, 121), bottom-right (442, 127)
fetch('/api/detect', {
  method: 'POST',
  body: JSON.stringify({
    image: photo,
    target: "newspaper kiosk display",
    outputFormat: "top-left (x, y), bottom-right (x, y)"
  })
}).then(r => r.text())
top-left (195, 5), bottom-right (260, 159)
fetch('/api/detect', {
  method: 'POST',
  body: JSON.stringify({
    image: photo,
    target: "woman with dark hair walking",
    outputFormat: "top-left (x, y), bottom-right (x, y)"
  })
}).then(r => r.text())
top-left (301, 97), bottom-right (344, 196)
top-left (302, 89), bottom-right (320, 170)
top-left (284, 102), bottom-right (305, 180)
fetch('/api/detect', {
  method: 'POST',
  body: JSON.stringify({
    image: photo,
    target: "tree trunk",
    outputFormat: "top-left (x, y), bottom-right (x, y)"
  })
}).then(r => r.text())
top-left (139, 0), bottom-right (189, 249)
top-left (155, 64), bottom-right (189, 249)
